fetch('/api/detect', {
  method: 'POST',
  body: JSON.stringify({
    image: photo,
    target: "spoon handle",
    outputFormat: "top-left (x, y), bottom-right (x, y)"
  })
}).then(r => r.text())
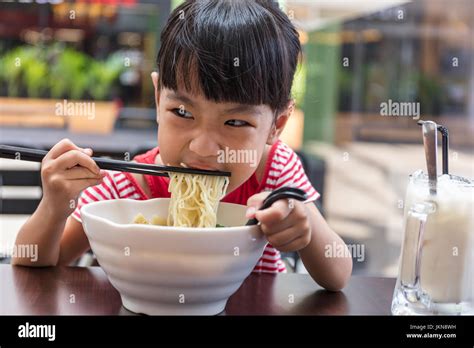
top-left (421, 121), bottom-right (438, 195)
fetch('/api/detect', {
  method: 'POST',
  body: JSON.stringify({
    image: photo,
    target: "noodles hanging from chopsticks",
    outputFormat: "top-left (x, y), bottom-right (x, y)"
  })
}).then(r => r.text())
top-left (166, 173), bottom-right (229, 228)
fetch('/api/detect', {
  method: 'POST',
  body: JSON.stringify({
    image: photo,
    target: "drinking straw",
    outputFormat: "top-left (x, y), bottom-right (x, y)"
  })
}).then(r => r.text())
top-left (436, 125), bottom-right (449, 175)
top-left (417, 121), bottom-right (449, 175)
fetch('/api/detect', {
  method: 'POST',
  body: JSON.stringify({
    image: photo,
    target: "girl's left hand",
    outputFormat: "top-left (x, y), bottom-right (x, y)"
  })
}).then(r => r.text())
top-left (246, 192), bottom-right (312, 252)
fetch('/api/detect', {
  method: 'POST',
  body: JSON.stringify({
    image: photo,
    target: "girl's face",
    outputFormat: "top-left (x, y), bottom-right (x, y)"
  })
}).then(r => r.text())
top-left (156, 87), bottom-right (277, 193)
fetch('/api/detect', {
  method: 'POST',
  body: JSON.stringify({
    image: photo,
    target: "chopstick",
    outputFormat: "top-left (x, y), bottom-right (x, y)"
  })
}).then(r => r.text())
top-left (0, 145), bottom-right (231, 177)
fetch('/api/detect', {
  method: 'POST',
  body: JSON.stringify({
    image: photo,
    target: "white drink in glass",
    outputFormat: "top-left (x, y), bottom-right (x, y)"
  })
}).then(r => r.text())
top-left (392, 170), bottom-right (474, 315)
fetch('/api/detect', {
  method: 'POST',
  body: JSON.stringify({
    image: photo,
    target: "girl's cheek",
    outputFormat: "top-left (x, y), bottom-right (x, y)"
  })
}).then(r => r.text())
top-left (159, 120), bottom-right (189, 146)
top-left (166, 112), bottom-right (198, 132)
top-left (157, 129), bottom-right (181, 165)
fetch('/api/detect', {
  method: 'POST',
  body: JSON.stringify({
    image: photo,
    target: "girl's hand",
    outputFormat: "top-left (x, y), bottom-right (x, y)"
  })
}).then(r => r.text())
top-left (40, 138), bottom-right (105, 219)
top-left (246, 191), bottom-right (312, 252)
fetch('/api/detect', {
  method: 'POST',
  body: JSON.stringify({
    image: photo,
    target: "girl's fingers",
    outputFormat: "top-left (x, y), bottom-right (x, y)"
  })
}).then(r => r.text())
top-left (261, 200), bottom-right (308, 234)
top-left (255, 199), bottom-right (292, 226)
top-left (63, 167), bottom-right (105, 180)
top-left (69, 178), bottom-right (104, 195)
top-left (265, 225), bottom-right (306, 248)
top-left (246, 192), bottom-right (271, 218)
top-left (260, 217), bottom-right (294, 235)
top-left (54, 149), bottom-right (100, 175)
top-left (44, 138), bottom-right (89, 161)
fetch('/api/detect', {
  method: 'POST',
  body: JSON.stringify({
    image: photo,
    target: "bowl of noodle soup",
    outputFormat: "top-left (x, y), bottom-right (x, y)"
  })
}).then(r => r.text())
top-left (81, 173), bottom-right (267, 315)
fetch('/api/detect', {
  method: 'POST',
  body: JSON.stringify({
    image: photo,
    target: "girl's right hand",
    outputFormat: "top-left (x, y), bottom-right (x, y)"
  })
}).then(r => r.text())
top-left (40, 138), bottom-right (105, 219)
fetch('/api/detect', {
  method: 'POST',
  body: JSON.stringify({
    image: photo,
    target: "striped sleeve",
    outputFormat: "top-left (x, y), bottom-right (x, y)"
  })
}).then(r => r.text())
top-left (264, 141), bottom-right (320, 202)
top-left (70, 171), bottom-right (146, 223)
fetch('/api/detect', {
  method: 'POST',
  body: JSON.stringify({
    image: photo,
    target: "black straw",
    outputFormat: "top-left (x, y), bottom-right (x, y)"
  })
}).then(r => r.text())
top-left (436, 125), bottom-right (449, 175)
top-left (417, 121), bottom-right (449, 175)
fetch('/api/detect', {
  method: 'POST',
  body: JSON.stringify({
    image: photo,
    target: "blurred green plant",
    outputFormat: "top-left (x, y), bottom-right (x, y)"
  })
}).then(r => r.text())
top-left (23, 46), bottom-right (49, 98)
top-left (1, 47), bottom-right (28, 97)
top-left (49, 47), bottom-right (90, 100)
top-left (291, 60), bottom-right (306, 109)
top-left (0, 44), bottom-right (126, 101)
top-left (335, 61), bottom-right (446, 115)
top-left (417, 73), bottom-right (445, 115)
top-left (88, 53), bottom-right (124, 100)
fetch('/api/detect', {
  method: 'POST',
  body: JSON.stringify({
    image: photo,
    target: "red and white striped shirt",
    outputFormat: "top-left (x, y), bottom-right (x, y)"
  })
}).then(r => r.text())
top-left (72, 140), bottom-right (320, 273)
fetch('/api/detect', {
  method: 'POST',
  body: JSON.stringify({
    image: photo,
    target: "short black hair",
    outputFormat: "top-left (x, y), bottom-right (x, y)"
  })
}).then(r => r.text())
top-left (157, 0), bottom-right (301, 113)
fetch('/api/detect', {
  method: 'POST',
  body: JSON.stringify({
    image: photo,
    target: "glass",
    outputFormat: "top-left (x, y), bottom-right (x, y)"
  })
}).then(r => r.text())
top-left (392, 170), bottom-right (474, 315)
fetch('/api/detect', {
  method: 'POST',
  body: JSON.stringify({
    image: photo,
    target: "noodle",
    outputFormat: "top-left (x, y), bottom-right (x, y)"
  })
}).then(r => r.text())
top-left (132, 173), bottom-right (229, 228)
top-left (167, 173), bottom-right (229, 228)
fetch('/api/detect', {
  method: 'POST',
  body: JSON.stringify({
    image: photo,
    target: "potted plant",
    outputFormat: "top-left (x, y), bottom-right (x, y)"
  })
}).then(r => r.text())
top-left (0, 44), bottom-right (126, 134)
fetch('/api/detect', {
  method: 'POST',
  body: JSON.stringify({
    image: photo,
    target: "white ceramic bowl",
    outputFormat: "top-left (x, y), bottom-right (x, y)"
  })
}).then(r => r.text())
top-left (81, 198), bottom-right (267, 315)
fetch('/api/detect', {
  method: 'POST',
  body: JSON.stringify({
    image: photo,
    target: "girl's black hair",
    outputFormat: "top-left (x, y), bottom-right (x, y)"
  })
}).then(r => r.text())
top-left (157, 0), bottom-right (301, 113)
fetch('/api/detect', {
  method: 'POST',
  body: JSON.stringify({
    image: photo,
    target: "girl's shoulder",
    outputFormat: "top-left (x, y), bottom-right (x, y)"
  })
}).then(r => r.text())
top-left (258, 139), bottom-right (295, 187)
top-left (260, 140), bottom-right (320, 201)
top-left (133, 147), bottom-right (160, 164)
top-left (131, 147), bottom-right (166, 199)
top-left (129, 147), bottom-right (161, 198)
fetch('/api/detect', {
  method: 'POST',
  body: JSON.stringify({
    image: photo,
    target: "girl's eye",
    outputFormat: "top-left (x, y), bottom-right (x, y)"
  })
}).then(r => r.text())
top-left (225, 119), bottom-right (250, 127)
top-left (172, 108), bottom-right (193, 119)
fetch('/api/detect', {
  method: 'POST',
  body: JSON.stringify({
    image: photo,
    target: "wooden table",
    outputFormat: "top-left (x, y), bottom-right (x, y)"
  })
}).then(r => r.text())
top-left (0, 265), bottom-right (395, 315)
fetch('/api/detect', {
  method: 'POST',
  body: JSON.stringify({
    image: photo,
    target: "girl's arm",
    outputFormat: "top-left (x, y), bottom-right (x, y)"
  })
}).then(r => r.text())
top-left (247, 193), bottom-right (352, 291)
top-left (11, 139), bottom-right (104, 267)
top-left (11, 210), bottom-right (90, 267)
top-left (12, 200), bottom-right (67, 266)
top-left (298, 203), bottom-right (353, 291)
top-left (58, 217), bottom-right (91, 265)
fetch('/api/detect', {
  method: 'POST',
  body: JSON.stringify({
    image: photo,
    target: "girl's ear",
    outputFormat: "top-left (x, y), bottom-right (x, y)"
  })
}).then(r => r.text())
top-left (266, 100), bottom-right (295, 145)
top-left (151, 72), bottom-right (160, 122)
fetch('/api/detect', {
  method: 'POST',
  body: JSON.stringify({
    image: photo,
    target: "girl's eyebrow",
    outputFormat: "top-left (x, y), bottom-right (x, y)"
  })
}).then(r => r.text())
top-left (222, 105), bottom-right (262, 116)
top-left (166, 92), bottom-right (195, 107)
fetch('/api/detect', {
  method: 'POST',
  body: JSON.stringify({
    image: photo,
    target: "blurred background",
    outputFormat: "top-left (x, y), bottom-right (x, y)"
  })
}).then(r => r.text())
top-left (1, 0), bottom-right (473, 276)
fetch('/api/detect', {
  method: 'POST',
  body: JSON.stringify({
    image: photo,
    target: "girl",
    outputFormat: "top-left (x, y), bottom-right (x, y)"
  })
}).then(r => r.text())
top-left (13, 0), bottom-right (352, 291)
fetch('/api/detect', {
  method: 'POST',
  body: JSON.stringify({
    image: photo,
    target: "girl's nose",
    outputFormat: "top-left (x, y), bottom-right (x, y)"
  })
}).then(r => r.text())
top-left (189, 133), bottom-right (220, 158)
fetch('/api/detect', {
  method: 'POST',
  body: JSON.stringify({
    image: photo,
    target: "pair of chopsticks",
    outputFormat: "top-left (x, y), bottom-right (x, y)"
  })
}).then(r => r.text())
top-left (0, 145), bottom-right (231, 177)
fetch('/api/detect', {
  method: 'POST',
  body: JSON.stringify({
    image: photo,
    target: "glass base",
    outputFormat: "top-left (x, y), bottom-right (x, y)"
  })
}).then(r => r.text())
top-left (392, 287), bottom-right (474, 315)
